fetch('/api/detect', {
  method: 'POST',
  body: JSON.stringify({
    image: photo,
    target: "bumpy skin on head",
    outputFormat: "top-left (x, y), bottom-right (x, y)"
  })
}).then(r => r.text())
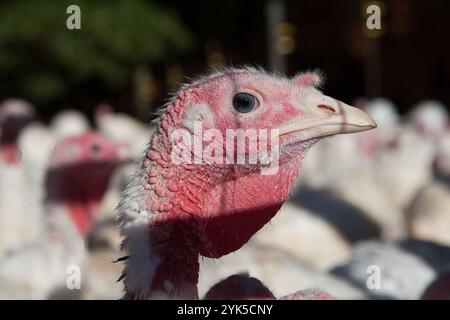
top-left (118, 67), bottom-right (376, 299)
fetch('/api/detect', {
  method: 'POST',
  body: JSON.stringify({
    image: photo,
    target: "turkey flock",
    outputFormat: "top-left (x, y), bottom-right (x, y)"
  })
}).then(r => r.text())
top-left (0, 87), bottom-right (449, 299)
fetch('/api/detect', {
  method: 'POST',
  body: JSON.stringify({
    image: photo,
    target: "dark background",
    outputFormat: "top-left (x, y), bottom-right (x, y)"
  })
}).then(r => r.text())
top-left (0, 0), bottom-right (449, 122)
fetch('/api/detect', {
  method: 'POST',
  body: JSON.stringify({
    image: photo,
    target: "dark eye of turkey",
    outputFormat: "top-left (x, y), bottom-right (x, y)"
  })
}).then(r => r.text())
top-left (90, 143), bottom-right (102, 155)
top-left (233, 93), bottom-right (256, 113)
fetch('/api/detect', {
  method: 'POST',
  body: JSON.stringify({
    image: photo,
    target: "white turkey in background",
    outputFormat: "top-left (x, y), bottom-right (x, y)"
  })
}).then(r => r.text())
top-left (373, 126), bottom-right (435, 209)
top-left (50, 109), bottom-right (90, 140)
top-left (407, 125), bottom-right (450, 246)
top-left (252, 201), bottom-right (351, 271)
top-left (333, 239), bottom-right (450, 299)
top-left (435, 130), bottom-right (450, 175)
top-left (0, 132), bottom-right (125, 299)
top-left (409, 100), bottom-right (448, 139)
top-left (375, 100), bottom-right (449, 214)
top-left (95, 103), bottom-right (151, 159)
top-left (199, 238), bottom-right (367, 300)
top-left (90, 104), bottom-right (151, 250)
top-left (408, 181), bottom-right (450, 246)
top-left (360, 98), bottom-right (400, 159)
top-left (299, 98), bottom-right (406, 240)
top-left (18, 123), bottom-right (58, 241)
top-left (0, 99), bottom-right (36, 254)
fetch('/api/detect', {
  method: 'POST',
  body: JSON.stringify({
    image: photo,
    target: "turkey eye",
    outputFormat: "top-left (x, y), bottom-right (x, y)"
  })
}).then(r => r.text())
top-left (233, 93), bottom-right (257, 113)
top-left (90, 143), bottom-right (101, 154)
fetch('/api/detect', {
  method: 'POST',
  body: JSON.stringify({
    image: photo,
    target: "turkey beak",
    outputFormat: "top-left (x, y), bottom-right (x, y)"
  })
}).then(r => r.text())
top-left (279, 94), bottom-right (377, 141)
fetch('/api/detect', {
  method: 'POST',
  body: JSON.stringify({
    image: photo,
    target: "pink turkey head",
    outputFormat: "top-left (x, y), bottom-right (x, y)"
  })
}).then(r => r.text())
top-left (157, 68), bottom-right (376, 257)
top-left (119, 68), bottom-right (376, 299)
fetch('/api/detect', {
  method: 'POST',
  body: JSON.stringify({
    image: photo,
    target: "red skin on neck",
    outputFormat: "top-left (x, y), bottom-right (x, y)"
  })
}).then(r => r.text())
top-left (66, 199), bottom-right (101, 236)
top-left (0, 143), bottom-right (21, 165)
top-left (144, 133), bottom-right (306, 295)
top-left (199, 158), bottom-right (302, 258)
top-left (0, 127), bottom-right (22, 165)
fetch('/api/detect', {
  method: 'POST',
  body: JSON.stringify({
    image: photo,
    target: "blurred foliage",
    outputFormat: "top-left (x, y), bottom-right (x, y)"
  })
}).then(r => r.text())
top-left (0, 0), bottom-right (194, 109)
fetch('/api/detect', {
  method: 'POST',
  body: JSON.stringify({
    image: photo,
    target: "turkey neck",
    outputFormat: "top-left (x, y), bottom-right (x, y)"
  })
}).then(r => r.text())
top-left (124, 128), bottom-right (309, 299)
top-left (0, 126), bottom-right (22, 165)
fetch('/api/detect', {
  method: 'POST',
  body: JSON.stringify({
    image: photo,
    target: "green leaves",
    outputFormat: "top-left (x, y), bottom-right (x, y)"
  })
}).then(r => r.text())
top-left (0, 0), bottom-right (194, 105)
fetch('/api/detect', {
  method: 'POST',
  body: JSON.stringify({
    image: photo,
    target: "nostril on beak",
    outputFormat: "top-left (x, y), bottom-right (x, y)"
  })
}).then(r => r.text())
top-left (317, 104), bottom-right (336, 114)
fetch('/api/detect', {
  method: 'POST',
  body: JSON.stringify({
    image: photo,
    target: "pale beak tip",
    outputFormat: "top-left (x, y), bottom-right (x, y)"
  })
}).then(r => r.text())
top-left (366, 116), bottom-right (378, 130)
top-left (350, 108), bottom-right (377, 132)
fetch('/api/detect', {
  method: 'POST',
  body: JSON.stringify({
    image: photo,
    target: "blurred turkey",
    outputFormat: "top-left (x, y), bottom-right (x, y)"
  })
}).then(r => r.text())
top-left (300, 98), bottom-right (399, 188)
top-left (50, 109), bottom-right (90, 140)
top-left (382, 100), bottom-right (450, 207)
top-left (19, 123), bottom-right (57, 187)
top-left (407, 124), bottom-right (450, 246)
top-left (299, 98), bottom-right (405, 240)
top-left (199, 238), bottom-right (366, 300)
top-left (89, 104), bottom-right (149, 249)
top-left (5, 109), bottom-right (91, 254)
top-left (332, 240), bottom-right (435, 299)
top-left (17, 123), bottom-right (58, 250)
top-left (435, 130), bottom-right (450, 175)
top-left (373, 125), bottom-right (434, 211)
top-left (204, 273), bottom-right (276, 300)
top-left (0, 99), bottom-right (36, 254)
top-left (409, 100), bottom-right (448, 139)
top-left (252, 201), bottom-right (351, 271)
top-left (360, 98), bottom-right (400, 158)
top-left (421, 270), bottom-right (450, 300)
top-left (95, 103), bottom-right (152, 159)
top-left (408, 180), bottom-right (450, 246)
top-left (203, 273), bottom-right (335, 300)
top-left (0, 133), bottom-right (125, 299)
